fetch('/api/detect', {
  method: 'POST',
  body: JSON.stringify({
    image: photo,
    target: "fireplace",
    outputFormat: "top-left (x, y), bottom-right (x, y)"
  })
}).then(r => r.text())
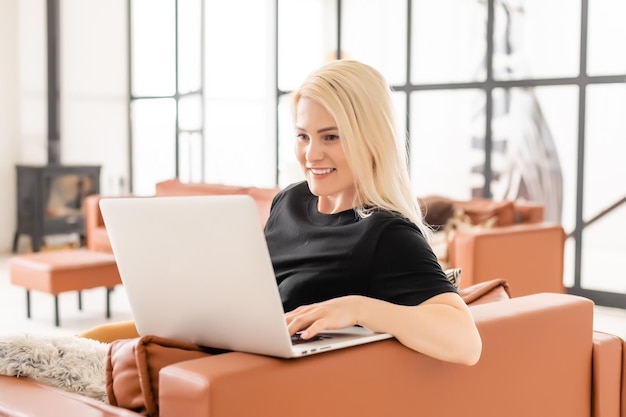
top-left (13, 164), bottom-right (101, 252)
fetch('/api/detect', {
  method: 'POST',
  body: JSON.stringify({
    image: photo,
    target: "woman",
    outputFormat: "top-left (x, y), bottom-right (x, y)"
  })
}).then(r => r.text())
top-left (265, 59), bottom-right (481, 365)
top-left (81, 60), bottom-right (481, 366)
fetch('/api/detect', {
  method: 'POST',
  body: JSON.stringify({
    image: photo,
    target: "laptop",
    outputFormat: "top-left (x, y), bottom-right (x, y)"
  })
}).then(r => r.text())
top-left (99, 194), bottom-right (392, 358)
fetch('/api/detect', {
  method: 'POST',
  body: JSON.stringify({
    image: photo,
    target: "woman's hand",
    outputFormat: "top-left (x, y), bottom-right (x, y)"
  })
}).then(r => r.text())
top-left (284, 295), bottom-right (365, 339)
top-left (285, 293), bottom-right (482, 366)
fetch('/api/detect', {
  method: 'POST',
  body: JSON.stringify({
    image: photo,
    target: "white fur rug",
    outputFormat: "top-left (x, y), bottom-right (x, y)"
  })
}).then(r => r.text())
top-left (0, 333), bottom-right (109, 403)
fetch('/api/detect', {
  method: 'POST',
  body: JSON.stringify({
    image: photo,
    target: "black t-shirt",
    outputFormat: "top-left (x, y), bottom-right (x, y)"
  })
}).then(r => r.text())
top-left (264, 181), bottom-right (456, 312)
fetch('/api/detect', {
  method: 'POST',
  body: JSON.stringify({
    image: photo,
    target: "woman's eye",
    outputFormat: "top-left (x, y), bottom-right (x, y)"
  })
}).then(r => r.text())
top-left (296, 133), bottom-right (309, 141)
top-left (325, 135), bottom-right (339, 141)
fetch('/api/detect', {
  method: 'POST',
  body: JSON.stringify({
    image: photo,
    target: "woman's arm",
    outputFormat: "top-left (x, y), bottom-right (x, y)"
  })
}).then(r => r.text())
top-left (285, 292), bottom-right (482, 366)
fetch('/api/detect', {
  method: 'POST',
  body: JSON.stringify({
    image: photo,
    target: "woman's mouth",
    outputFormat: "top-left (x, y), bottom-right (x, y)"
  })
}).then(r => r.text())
top-left (309, 168), bottom-right (335, 175)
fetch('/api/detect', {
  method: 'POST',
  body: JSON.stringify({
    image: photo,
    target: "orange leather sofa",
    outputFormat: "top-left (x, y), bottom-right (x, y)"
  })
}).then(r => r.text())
top-left (85, 180), bottom-right (565, 298)
top-left (423, 197), bottom-right (566, 297)
top-left (0, 292), bottom-right (624, 417)
top-left (84, 179), bottom-right (282, 254)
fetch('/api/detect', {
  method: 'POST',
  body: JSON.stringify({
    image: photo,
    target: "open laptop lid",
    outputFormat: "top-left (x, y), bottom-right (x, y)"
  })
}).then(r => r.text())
top-left (100, 194), bottom-right (392, 358)
top-left (100, 195), bottom-right (300, 358)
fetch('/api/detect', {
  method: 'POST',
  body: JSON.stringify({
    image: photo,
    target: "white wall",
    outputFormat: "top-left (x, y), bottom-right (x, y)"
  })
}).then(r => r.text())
top-left (61, 0), bottom-right (129, 194)
top-left (0, 0), bottom-right (128, 254)
top-left (0, 0), bottom-right (20, 253)
top-left (17, 0), bottom-right (48, 166)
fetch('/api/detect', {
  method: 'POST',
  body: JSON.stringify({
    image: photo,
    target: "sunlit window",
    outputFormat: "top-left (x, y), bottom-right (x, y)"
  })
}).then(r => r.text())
top-left (129, 0), bottom-right (626, 307)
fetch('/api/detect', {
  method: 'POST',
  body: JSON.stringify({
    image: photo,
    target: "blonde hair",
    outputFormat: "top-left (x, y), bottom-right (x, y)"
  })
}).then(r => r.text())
top-left (292, 60), bottom-right (431, 239)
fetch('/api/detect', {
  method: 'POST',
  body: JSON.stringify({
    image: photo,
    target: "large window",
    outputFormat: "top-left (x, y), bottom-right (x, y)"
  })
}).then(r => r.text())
top-left (130, 0), bottom-right (626, 307)
top-left (129, 0), bottom-right (275, 195)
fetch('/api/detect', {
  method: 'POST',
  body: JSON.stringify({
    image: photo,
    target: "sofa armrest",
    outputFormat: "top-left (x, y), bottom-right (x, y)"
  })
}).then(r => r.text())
top-left (513, 201), bottom-right (544, 223)
top-left (84, 194), bottom-right (104, 251)
top-left (159, 293), bottom-right (593, 417)
top-left (0, 376), bottom-right (142, 417)
top-left (592, 331), bottom-right (624, 417)
top-left (448, 223), bottom-right (565, 297)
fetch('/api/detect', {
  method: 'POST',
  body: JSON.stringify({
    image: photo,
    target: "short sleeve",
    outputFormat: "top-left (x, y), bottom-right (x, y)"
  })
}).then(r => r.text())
top-left (369, 221), bottom-right (457, 306)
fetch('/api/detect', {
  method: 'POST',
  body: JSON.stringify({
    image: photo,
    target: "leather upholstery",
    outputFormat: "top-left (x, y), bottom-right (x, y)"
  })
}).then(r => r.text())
top-left (450, 223), bottom-right (565, 296)
top-left (440, 198), bottom-right (565, 297)
top-left (9, 249), bottom-right (121, 294)
top-left (106, 336), bottom-right (214, 416)
top-left (84, 179), bottom-right (281, 253)
top-left (592, 331), bottom-right (624, 417)
top-left (96, 278), bottom-right (511, 417)
top-left (0, 293), bottom-right (623, 417)
top-left (86, 181), bottom-right (564, 298)
top-left (157, 294), bottom-right (599, 417)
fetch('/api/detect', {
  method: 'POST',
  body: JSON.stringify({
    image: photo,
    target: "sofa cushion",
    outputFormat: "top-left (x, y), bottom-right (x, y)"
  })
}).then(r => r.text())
top-left (453, 199), bottom-right (516, 227)
top-left (444, 268), bottom-right (462, 288)
top-left (419, 195), bottom-right (454, 228)
top-left (155, 179), bottom-right (248, 197)
top-left (106, 335), bottom-right (217, 417)
top-left (460, 278), bottom-right (511, 305)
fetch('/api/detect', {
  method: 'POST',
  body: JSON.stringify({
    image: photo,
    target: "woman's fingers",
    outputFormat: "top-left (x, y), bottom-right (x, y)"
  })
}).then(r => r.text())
top-left (284, 296), bottom-right (362, 338)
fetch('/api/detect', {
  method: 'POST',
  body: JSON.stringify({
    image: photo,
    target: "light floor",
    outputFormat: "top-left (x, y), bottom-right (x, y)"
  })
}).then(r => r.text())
top-left (0, 251), bottom-right (624, 339)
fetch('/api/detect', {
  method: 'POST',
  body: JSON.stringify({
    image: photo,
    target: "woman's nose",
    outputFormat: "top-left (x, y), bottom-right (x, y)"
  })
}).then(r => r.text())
top-left (305, 139), bottom-right (323, 161)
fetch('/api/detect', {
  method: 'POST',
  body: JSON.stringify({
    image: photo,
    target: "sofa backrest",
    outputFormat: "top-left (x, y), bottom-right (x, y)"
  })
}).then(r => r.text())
top-left (158, 293), bottom-right (597, 417)
top-left (420, 195), bottom-right (545, 228)
top-left (154, 179), bottom-right (281, 227)
top-left (155, 179), bottom-right (249, 197)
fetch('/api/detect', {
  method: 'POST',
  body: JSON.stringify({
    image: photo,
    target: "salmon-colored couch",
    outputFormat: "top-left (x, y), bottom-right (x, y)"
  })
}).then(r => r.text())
top-left (422, 197), bottom-right (566, 297)
top-left (0, 292), bottom-right (624, 417)
top-left (85, 180), bottom-right (566, 297)
top-left (83, 179), bottom-right (282, 254)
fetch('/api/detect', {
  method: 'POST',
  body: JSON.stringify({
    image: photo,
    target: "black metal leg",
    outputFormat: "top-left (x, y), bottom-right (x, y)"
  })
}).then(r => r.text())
top-left (54, 295), bottom-right (60, 327)
top-left (26, 290), bottom-right (31, 318)
top-left (106, 288), bottom-right (112, 318)
top-left (12, 232), bottom-right (19, 253)
top-left (78, 291), bottom-right (82, 310)
top-left (32, 236), bottom-right (42, 253)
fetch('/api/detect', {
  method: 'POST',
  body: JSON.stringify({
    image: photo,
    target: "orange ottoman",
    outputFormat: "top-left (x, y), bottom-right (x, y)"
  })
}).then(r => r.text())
top-left (9, 249), bottom-right (122, 326)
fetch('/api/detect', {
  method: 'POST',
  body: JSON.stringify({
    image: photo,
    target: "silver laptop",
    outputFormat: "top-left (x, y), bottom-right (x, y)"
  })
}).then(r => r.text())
top-left (99, 194), bottom-right (392, 358)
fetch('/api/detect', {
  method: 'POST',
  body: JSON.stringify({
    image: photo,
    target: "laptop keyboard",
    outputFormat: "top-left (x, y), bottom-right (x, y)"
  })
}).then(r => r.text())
top-left (291, 333), bottom-right (333, 345)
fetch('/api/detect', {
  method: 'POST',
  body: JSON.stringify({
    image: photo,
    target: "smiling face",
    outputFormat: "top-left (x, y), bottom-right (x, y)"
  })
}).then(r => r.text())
top-left (294, 97), bottom-right (356, 214)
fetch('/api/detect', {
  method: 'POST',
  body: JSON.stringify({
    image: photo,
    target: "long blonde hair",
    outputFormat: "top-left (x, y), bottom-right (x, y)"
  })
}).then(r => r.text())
top-left (292, 60), bottom-right (431, 238)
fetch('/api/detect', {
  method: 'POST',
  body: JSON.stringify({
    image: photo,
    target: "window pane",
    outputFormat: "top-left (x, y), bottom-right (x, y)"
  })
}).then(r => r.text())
top-left (178, 132), bottom-right (203, 183)
top-left (178, 93), bottom-right (203, 131)
top-left (178, 0), bottom-right (202, 93)
top-left (411, 0), bottom-right (486, 84)
top-left (131, 98), bottom-right (176, 195)
top-left (205, 0), bottom-right (272, 100)
top-left (410, 90), bottom-right (485, 199)
top-left (490, 86), bottom-right (574, 225)
top-left (391, 91), bottom-right (407, 151)
top-left (587, 0), bottom-right (626, 76)
top-left (494, 0), bottom-right (581, 81)
top-left (342, 0), bottom-right (407, 85)
top-left (277, 93), bottom-right (303, 187)
top-left (526, 85), bottom-right (579, 288)
top-left (533, 86), bottom-right (579, 228)
top-left (204, 100), bottom-right (275, 187)
top-left (278, 0), bottom-right (337, 91)
top-left (581, 206), bottom-right (626, 293)
top-left (581, 83), bottom-right (626, 292)
top-left (131, 0), bottom-right (175, 96)
top-left (204, 0), bottom-right (275, 187)
top-left (584, 84), bottom-right (626, 222)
